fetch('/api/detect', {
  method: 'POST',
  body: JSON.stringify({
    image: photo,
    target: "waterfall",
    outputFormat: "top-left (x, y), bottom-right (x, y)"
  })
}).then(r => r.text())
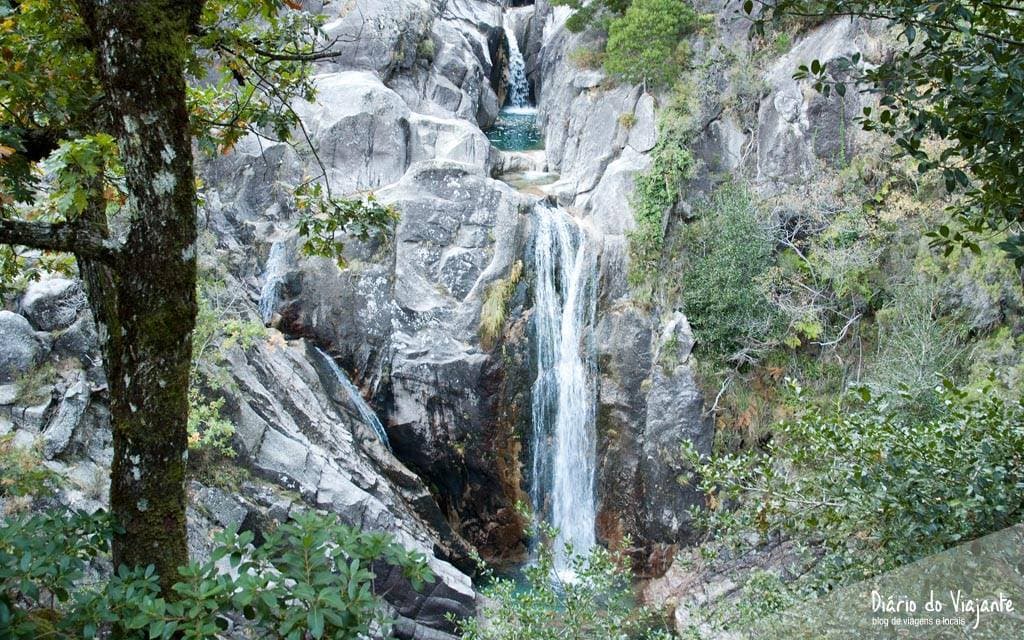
top-left (315, 347), bottom-right (392, 449)
top-left (503, 17), bottom-right (531, 110)
top-left (530, 205), bottom-right (598, 576)
top-left (259, 240), bottom-right (289, 326)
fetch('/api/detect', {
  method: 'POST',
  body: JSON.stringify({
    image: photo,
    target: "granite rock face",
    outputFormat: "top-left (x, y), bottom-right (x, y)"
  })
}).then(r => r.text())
top-left (0, 277), bottom-right (475, 639)
top-left (0, 311), bottom-right (45, 384)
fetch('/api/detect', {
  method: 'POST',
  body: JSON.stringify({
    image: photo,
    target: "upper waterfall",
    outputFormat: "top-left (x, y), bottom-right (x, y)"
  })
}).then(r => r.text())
top-left (530, 204), bottom-right (599, 577)
top-left (503, 16), bottom-right (531, 110)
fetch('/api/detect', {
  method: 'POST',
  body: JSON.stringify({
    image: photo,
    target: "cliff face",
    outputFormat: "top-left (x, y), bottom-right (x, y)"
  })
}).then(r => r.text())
top-left (205, 0), bottom-right (717, 575)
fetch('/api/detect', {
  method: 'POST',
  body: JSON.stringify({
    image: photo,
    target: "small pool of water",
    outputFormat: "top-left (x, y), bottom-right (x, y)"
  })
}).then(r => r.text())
top-left (502, 170), bottom-right (559, 193)
top-left (487, 106), bottom-right (543, 151)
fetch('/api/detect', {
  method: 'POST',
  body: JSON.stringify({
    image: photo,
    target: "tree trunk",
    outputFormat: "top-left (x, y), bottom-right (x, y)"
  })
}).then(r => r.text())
top-left (77, 0), bottom-right (204, 591)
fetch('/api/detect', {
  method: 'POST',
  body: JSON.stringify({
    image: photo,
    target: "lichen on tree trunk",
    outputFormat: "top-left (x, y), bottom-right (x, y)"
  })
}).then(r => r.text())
top-left (74, 0), bottom-right (205, 591)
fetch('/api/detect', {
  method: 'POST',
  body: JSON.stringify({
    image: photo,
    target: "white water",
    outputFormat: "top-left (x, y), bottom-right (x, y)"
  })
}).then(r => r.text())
top-left (315, 347), bottom-right (392, 449)
top-left (530, 205), bottom-right (598, 576)
top-left (259, 240), bottom-right (289, 326)
top-left (503, 17), bottom-right (531, 109)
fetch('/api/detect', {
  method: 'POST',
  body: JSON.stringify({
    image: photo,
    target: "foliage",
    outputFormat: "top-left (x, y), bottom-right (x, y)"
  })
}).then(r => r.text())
top-left (295, 186), bottom-right (399, 268)
top-left (604, 0), bottom-right (700, 88)
top-left (188, 275), bottom-right (266, 461)
top-left (627, 84), bottom-right (698, 304)
top-left (747, 0), bottom-right (1024, 263)
top-left (677, 184), bottom-right (778, 364)
top-left (0, 435), bottom-right (55, 506)
top-left (551, 0), bottom-right (632, 33)
top-left (865, 278), bottom-right (968, 415)
top-left (0, 0), bottom-right (396, 272)
top-left (568, 46), bottom-right (605, 70)
top-left (479, 260), bottom-right (523, 350)
top-left (0, 509), bottom-right (433, 639)
top-left (12, 362), bottom-right (54, 406)
top-left (456, 513), bottom-right (671, 640)
top-left (684, 380), bottom-right (1024, 602)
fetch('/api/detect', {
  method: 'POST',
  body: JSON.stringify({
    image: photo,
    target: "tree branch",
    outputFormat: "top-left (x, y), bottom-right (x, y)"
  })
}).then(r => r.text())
top-left (0, 218), bottom-right (118, 264)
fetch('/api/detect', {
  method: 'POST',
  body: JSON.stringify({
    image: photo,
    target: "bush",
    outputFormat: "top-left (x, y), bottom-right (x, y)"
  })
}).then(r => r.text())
top-left (0, 436), bottom-right (55, 508)
top-left (684, 380), bottom-right (1024, 599)
top-left (188, 275), bottom-right (266, 462)
top-left (552, 0), bottom-right (632, 33)
top-left (456, 514), bottom-right (671, 640)
top-left (604, 0), bottom-right (700, 88)
top-left (0, 509), bottom-right (433, 639)
top-left (677, 184), bottom-right (778, 364)
top-left (568, 47), bottom-right (605, 70)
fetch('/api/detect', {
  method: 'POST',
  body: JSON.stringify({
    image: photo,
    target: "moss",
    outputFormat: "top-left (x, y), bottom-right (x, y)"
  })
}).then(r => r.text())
top-left (14, 362), bottom-right (56, 406)
top-left (569, 46), bottom-right (605, 70)
top-left (479, 260), bottom-right (523, 349)
top-left (416, 36), bottom-right (436, 62)
top-left (627, 80), bottom-right (698, 305)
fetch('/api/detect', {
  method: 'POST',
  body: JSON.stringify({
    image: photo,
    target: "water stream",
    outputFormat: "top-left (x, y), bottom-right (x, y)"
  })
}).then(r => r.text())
top-left (259, 240), bottom-right (289, 326)
top-left (487, 17), bottom-right (543, 151)
top-left (530, 204), bottom-right (599, 576)
top-left (315, 347), bottom-right (391, 449)
top-left (504, 17), bottom-right (530, 109)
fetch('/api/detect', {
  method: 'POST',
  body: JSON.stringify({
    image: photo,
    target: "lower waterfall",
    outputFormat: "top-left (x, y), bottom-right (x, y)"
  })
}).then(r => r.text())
top-left (530, 204), bottom-right (599, 576)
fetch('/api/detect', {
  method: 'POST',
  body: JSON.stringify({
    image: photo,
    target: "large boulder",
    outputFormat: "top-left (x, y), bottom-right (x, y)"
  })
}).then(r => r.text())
top-left (639, 315), bottom-right (711, 542)
top-left (0, 311), bottom-right (44, 384)
top-left (295, 72), bottom-right (414, 193)
top-left (20, 278), bottom-right (87, 332)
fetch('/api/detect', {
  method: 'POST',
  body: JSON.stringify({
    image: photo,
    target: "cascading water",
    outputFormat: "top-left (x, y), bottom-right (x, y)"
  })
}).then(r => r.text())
top-left (486, 14), bottom-right (543, 151)
top-left (504, 17), bottom-right (530, 110)
top-left (259, 240), bottom-right (289, 326)
top-left (530, 204), bottom-right (599, 577)
top-left (315, 347), bottom-right (392, 449)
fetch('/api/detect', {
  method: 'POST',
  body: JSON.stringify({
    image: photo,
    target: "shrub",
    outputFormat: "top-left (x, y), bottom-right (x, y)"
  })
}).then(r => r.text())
top-left (627, 80), bottom-right (699, 305)
top-left (456, 513), bottom-right (671, 640)
top-left (0, 435), bottom-right (55, 511)
top-left (604, 0), bottom-right (700, 88)
top-left (552, 0), bottom-right (632, 33)
top-left (684, 380), bottom-right (1024, 597)
top-left (0, 509), bottom-right (433, 639)
top-left (188, 275), bottom-right (266, 462)
top-left (568, 47), bottom-right (605, 70)
top-left (677, 184), bottom-right (778, 364)
top-left (866, 277), bottom-right (968, 415)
